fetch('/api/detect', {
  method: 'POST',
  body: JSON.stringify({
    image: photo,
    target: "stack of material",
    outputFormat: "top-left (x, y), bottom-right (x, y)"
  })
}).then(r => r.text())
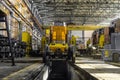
top-left (104, 27), bottom-right (110, 44)
top-left (92, 31), bottom-right (97, 45)
top-left (104, 27), bottom-right (115, 44)
top-left (104, 33), bottom-right (120, 62)
top-left (111, 33), bottom-right (120, 49)
top-left (96, 31), bottom-right (99, 44)
top-left (114, 19), bottom-right (120, 32)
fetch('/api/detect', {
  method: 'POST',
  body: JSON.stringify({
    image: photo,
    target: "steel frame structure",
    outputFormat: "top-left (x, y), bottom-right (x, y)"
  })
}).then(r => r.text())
top-left (29, 0), bottom-right (120, 26)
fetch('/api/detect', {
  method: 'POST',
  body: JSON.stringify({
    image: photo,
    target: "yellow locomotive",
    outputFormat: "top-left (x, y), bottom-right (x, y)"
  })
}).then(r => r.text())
top-left (42, 26), bottom-right (76, 63)
top-left (49, 26), bottom-right (68, 57)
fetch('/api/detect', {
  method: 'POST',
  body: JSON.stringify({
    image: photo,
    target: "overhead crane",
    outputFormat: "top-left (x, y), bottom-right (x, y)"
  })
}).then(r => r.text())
top-left (67, 25), bottom-right (106, 30)
top-left (43, 25), bottom-right (106, 30)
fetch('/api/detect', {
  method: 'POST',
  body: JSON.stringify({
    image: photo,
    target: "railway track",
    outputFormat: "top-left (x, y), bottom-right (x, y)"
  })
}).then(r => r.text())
top-left (31, 60), bottom-right (98, 80)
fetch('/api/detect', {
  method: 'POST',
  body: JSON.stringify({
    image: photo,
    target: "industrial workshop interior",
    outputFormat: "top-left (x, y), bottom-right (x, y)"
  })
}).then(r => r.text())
top-left (0, 0), bottom-right (120, 80)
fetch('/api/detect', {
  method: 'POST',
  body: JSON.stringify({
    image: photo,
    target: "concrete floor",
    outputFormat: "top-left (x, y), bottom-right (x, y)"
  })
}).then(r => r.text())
top-left (3, 57), bottom-right (42, 63)
top-left (0, 57), bottom-right (43, 80)
top-left (0, 62), bottom-right (33, 80)
top-left (0, 57), bottom-right (120, 80)
top-left (75, 57), bottom-right (120, 80)
top-left (3, 63), bottom-right (43, 80)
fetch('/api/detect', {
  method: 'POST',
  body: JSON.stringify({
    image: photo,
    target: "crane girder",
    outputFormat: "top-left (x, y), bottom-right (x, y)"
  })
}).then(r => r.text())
top-left (67, 25), bottom-right (106, 30)
top-left (43, 25), bottom-right (106, 30)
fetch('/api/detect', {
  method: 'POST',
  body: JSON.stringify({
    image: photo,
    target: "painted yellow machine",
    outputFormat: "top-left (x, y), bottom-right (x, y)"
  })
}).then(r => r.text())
top-left (22, 31), bottom-right (32, 56)
top-left (43, 26), bottom-right (76, 63)
top-left (49, 26), bottom-right (68, 57)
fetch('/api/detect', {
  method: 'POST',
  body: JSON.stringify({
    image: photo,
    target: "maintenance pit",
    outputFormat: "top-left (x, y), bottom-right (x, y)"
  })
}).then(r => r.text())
top-left (34, 59), bottom-right (98, 80)
top-left (0, 57), bottom-right (120, 80)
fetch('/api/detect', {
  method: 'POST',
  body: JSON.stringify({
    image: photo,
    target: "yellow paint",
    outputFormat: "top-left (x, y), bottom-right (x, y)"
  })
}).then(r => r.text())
top-left (49, 43), bottom-right (68, 52)
top-left (46, 29), bottom-right (50, 37)
top-left (62, 32), bottom-right (65, 40)
top-left (52, 31), bottom-right (56, 40)
top-left (99, 34), bottom-right (105, 48)
top-left (87, 38), bottom-right (91, 47)
top-left (51, 26), bottom-right (67, 41)
top-left (22, 32), bottom-right (30, 45)
top-left (22, 32), bottom-right (31, 56)
top-left (43, 25), bottom-right (105, 30)
top-left (41, 36), bottom-right (47, 51)
top-left (67, 25), bottom-right (106, 30)
top-left (105, 50), bottom-right (109, 57)
top-left (70, 35), bottom-right (76, 45)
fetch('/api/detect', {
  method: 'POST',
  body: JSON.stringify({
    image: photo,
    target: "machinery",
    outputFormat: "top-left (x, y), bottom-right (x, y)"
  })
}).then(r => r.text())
top-left (49, 26), bottom-right (68, 57)
top-left (92, 28), bottom-right (104, 48)
top-left (91, 28), bottom-right (105, 58)
top-left (42, 25), bottom-right (107, 63)
top-left (22, 31), bottom-right (31, 56)
top-left (43, 26), bottom-right (76, 63)
top-left (103, 19), bottom-right (120, 62)
top-left (91, 19), bottom-right (120, 62)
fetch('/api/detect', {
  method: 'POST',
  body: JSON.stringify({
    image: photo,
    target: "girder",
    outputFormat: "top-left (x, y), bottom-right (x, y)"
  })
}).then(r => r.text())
top-left (28, 0), bottom-right (120, 25)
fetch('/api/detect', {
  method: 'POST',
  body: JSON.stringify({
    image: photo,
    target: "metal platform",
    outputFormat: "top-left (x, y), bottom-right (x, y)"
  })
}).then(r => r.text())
top-left (75, 57), bottom-right (120, 80)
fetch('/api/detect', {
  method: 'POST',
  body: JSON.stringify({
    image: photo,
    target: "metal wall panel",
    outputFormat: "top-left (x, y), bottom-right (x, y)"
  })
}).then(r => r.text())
top-left (111, 33), bottom-right (120, 49)
top-left (115, 33), bottom-right (120, 49)
top-left (111, 33), bottom-right (116, 49)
